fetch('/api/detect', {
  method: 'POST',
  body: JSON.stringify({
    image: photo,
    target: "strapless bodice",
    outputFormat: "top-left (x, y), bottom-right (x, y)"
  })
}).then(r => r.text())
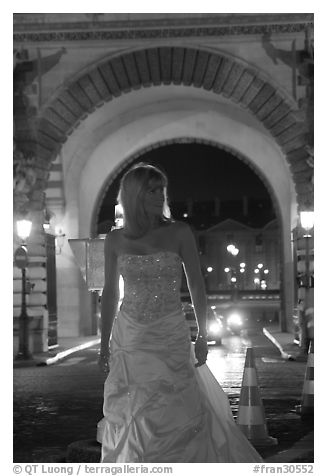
top-left (118, 251), bottom-right (183, 322)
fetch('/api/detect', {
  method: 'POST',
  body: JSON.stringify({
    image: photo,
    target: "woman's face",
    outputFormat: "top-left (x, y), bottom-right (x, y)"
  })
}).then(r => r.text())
top-left (143, 181), bottom-right (165, 218)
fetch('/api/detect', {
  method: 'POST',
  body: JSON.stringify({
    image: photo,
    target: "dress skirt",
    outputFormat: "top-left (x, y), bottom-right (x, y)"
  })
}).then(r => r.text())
top-left (97, 309), bottom-right (263, 463)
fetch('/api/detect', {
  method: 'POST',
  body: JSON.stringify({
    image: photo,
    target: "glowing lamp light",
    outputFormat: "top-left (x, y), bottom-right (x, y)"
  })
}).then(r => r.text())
top-left (264, 269), bottom-right (269, 274)
top-left (208, 322), bottom-right (222, 335)
top-left (224, 267), bottom-right (230, 273)
top-left (16, 219), bottom-right (32, 241)
top-left (183, 213), bottom-right (188, 218)
top-left (226, 244), bottom-right (239, 256)
top-left (231, 276), bottom-right (237, 283)
top-left (254, 269), bottom-right (259, 274)
top-left (254, 277), bottom-right (260, 284)
top-left (300, 211), bottom-right (314, 232)
top-left (257, 263), bottom-right (263, 269)
top-left (227, 313), bottom-right (242, 327)
top-left (240, 268), bottom-right (245, 273)
top-left (207, 267), bottom-right (213, 273)
top-left (240, 263), bottom-right (246, 268)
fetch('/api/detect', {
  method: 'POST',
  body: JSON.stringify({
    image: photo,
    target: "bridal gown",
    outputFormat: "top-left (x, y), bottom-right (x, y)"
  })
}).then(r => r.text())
top-left (97, 250), bottom-right (263, 463)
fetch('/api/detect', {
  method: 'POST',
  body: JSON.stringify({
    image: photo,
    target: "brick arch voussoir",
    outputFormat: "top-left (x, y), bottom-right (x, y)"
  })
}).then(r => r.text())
top-left (36, 45), bottom-right (310, 205)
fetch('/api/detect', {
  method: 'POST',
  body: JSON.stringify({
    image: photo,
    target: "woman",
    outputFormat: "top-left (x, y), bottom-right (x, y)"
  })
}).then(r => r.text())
top-left (97, 163), bottom-right (262, 463)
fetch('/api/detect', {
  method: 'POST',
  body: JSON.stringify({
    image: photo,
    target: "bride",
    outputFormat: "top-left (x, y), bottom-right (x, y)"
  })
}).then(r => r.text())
top-left (97, 162), bottom-right (263, 463)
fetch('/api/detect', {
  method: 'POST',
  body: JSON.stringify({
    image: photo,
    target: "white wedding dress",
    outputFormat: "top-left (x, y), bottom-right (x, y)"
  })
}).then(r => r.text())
top-left (97, 251), bottom-right (263, 463)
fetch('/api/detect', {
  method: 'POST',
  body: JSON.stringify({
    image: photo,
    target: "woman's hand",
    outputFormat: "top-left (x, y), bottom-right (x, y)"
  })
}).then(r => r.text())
top-left (98, 352), bottom-right (110, 374)
top-left (194, 335), bottom-right (208, 367)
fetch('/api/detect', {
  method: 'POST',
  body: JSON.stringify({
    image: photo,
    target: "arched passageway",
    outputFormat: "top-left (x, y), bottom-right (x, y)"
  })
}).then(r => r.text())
top-left (23, 45), bottom-right (304, 335)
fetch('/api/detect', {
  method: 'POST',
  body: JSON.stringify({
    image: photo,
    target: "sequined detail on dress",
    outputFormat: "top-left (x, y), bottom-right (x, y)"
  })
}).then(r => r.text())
top-left (118, 251), bottom-right (182, 322)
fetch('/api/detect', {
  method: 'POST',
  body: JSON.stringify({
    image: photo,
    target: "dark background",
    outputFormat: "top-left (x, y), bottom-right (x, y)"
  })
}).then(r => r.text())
top-left (97, 143), bottom-right (275, 234)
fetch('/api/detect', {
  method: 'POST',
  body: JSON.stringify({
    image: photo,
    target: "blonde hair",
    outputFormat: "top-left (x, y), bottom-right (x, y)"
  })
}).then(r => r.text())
top-left (117, 163), bottom-right (172, 237)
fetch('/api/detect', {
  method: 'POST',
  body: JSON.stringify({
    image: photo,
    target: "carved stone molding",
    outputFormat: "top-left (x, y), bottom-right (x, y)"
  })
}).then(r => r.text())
top-left (13, 13), bottom-right (313, 29)
top-left (14, 22), bottom-right (313, 43)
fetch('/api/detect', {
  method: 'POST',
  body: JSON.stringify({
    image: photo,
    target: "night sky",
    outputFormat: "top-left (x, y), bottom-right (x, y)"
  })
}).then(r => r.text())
top-left (97, 143), bottom-right (275, 233)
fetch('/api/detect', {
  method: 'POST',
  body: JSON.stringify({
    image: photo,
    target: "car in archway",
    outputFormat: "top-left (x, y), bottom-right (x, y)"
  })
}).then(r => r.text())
top-left (224, 309), bottom-right (244, 336)
top-left (182, 301), bottom-right (224, 345)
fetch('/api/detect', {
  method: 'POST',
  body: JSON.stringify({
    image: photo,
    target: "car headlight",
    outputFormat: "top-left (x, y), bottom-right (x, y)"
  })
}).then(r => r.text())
top-left (227, 313), bottom-right (243, 326)
top-left (208, 322), bottom-right (222, 335)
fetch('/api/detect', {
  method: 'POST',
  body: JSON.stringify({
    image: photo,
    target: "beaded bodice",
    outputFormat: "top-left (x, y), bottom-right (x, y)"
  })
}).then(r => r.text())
top-left (118, 251), bottom-right (183, 322)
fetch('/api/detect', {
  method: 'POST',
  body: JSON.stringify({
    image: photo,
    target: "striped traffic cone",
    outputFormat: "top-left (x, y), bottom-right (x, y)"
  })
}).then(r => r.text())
top-left (237, 347), bottom-right (278, 447)
top-left (295, 340), bottom-right (314, 418)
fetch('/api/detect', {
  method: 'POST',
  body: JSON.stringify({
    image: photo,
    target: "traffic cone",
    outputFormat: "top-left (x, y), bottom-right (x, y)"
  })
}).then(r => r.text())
top-left (295, 341), bottom-right (314, 417)
top-left (237, 347), bottom-right (278, 447)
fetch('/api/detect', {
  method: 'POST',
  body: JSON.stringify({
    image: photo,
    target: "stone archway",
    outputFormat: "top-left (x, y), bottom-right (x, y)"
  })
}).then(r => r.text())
top-left (18, 44), bottom-right (310, 336)
top-left (32, 45), bottom-right (311, 211)
top-left (70, 89), bottom-right (295, 329)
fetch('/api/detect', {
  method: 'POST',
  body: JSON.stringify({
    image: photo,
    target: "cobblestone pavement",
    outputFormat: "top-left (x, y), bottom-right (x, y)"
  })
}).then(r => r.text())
top-left (206, 334), bottom-right (314, 461)
top-left (14, 346), bottom-right (104, 462)
top-left (13, 335), bottom-right (314, 463)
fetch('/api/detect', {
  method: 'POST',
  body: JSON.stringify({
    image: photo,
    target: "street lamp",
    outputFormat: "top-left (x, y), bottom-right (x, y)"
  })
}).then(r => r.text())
top-left (227, 244), bottom-right (240, 299)
top-left (239, 263), bottom-right (246, 289)
top-left (16, 219), bottom-right (32, 242)
top-left (14, 218), bottom-right (32, 360)
top-left (227, 244), bottom-right (239, 256)
top-left (300, 211), bottom-right (314, 235)
top-left (261, 280), bottom-right (267, 290)
top-left (254, 263), bottom-right (269, 289)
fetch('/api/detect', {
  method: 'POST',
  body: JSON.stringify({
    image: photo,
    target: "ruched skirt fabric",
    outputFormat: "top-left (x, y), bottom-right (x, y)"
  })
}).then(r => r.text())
top-left (97, 309), bottom-right (262, 463)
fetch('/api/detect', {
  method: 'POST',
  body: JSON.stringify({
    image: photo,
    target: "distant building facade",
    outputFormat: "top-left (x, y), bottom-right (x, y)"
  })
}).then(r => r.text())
top-left (196, 219), bottom-right (280, 292)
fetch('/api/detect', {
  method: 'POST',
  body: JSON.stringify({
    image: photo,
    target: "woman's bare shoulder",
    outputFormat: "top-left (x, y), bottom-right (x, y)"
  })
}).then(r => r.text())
top-left (166, 221), bottom-right (194, 250)
top-left (170, 220), bottom-right (193, 236)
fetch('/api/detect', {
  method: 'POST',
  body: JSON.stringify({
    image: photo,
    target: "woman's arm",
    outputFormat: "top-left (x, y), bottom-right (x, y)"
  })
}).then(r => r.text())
top-left (98, 230), bottom-right (120, 372)
top-left (178, 223), bottom-right (208, 366)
